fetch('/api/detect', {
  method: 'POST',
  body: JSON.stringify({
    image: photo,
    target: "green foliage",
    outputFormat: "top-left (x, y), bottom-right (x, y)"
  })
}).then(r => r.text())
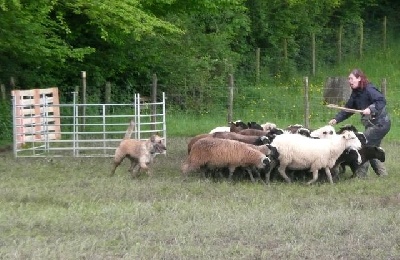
top-left (0, 100), bottom-right (12, 144)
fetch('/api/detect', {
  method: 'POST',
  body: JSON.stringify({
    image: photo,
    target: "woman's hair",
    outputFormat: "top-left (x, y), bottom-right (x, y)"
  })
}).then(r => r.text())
top-left (350, 68), bottom-right (369, 88)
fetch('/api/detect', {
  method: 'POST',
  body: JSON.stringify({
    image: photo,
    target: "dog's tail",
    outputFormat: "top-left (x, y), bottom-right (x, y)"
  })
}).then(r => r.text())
top-left (124, 119), bottom-right (136, 139)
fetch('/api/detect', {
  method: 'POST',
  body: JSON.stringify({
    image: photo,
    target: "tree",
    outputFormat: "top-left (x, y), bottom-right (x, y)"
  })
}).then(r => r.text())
top-left (0, 0), bottom-right (182, 87)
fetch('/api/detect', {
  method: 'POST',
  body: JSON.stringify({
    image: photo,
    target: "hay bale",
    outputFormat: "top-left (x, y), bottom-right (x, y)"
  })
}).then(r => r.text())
top-left (323, 77), bottom-right (351, 105)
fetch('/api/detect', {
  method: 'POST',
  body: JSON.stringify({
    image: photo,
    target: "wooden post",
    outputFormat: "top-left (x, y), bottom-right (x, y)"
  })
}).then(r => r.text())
top-left (338, 25), bottom-right (343, 64)
top-left (359, 21), bottom-right (363, 59)
top-left (283, 38), bottom-right (288, 60)
top-left (10, 77), bottom-right (16, 89)
top-left (303, 76), bottom-right (310, 128)
top-left (227, 74), bottom-right (234, 123)
top-left (81, 71), bottom-right (87, 131)
top-left (381, 78), bottom-right (387, 97)
top-left (0, 84), bottom-right (5, 100)
top-left (383, 16), bottom-right (387, 51)
top-left (105, 81), bottom-right (111, 113)
top-left (151, 74), bottom-right (157, 131)
top-left (255, 48), bottom-right (260, 84)
top-left (312, 33), bottom-right (316, 76)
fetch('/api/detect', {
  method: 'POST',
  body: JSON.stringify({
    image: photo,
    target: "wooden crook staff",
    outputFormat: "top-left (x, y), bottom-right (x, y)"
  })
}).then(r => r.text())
top-left (326, 104), bottom-right (363, 114)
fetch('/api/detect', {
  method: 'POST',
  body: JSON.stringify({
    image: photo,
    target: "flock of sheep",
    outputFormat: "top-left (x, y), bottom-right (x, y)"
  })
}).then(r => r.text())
top-left (181, 120), bottom-right (386, 184)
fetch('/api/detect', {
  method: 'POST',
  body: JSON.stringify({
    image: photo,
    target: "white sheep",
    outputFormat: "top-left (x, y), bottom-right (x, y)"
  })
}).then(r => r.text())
top-left (270, 130), bottom-right (362, 184)
top-left (209, 126), bottom-right (230, 134)
top-left (209, 120), bottom-right (243, 134)
top-left (309, 125), bottom-right (336, 139)
top-left (261, 122), bottom-right (277, 131)
top-left (181, 137), bottom-right (271, 182)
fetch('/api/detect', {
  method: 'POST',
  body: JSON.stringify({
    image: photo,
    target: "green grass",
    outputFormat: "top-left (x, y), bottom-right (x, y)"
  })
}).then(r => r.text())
top-left (1, 137), bottom-right (400, 259)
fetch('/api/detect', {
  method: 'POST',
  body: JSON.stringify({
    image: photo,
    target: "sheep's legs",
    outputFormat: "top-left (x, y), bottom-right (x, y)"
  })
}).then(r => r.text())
top-left (306, 168), bottom-right (333, 185)
top-left (306, 170), bottom-right (319, 185)
top-left (277, 166), bottom-right (291, 183)
top-left (252, 167), bottom-right (266, 184)
top-left (245, 168), bottom-right (256, 183)
top-left (228, 167), bottom-right (235, 181)
top-left (265, 159), bottom-right (278, 184)
top-left (324, 167), bottom-right (333, 184)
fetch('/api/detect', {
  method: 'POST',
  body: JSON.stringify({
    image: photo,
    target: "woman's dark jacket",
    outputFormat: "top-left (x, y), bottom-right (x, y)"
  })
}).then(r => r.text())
top-left (334, 83), bottom-right (390, 127)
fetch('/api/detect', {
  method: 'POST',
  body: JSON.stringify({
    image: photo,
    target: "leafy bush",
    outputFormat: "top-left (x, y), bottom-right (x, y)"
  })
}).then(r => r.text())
top-left (0, 100), bottom-right (12, 145)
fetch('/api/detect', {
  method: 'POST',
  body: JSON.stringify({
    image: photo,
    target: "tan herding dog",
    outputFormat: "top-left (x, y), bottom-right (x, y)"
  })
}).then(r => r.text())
top-left (111, 119), bottom-right (166, 178)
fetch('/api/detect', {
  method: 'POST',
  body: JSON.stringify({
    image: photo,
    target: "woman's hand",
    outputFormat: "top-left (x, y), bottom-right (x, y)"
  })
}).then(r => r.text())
top-left (362, 107), bottom-right (371, 115)
top-left (328, 119), bottom-right (337, 125)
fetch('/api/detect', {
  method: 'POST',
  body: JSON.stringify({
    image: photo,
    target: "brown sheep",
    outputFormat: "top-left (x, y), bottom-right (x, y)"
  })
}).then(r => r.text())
top-left (187, 133), bottom-right (212, 154)
top-left (181, 137), bottom-right (271, 182)
top-left (229, 120), bottom-right (248, 132)
top-left (238, 128), bottom-right (269, 136)
top-left (212, 131), bottom-right (270, 145)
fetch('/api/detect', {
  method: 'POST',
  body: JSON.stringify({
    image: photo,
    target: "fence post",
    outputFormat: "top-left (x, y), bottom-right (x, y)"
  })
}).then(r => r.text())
top-left (312, 33), bottom-right (316, 76)
top-left (80, 71), bottom-right (87, 131)
top-left (359, 21), bottom-right (364, 59)
top-left (383, 16), bottom-right (387, 51)
top-left (227, 74), bottom-right (234, 123)
top-left (0, 84), bottom-right (5, 100)
top-left (338, 25), bottom-right (343, 64)
top-left (381, 78), bottom-right (387, 96)
top-left (105, 81), bottom-right (111, 114)
top-left (151, 74), bottom-right (157, 131)
top-left (303, 76), bottom-right (310, 128)
top-left (255, 48), bottom-right (260, 84)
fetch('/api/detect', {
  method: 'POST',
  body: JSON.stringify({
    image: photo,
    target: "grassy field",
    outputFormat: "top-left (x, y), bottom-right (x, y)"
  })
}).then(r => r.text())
top-left (1, 136), bottom-right (400, 259)
top-left (1, 46), bottom-right (399, 259)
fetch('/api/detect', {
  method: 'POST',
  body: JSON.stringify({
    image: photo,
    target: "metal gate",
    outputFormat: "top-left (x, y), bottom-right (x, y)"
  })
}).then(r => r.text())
top-left (12, 91), bottom-right (166, 158)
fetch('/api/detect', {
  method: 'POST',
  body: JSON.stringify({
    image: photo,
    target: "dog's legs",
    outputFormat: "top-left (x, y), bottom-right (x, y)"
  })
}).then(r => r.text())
top-left (111, 148), bottom-right (127, 176)
top-left (111, 158), bottom-right (123, 176)
top-left (128, 159), bottom-right (138, 172)
top-left (129, 160), bottom-right (141, 178)
top-left (138, 162), bottom-right (151, 177)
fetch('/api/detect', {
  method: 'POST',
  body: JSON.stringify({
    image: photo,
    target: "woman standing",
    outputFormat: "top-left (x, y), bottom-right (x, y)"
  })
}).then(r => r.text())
top-left (328, 68), bottom-right (391, 177)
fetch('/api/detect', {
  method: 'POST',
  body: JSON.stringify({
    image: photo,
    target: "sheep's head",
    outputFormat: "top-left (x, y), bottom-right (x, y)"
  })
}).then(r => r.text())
top-left (262, 122), bottom-right (277, 131)
top-left (230, 120), bottom-right (248, 132)
top-left (341, 130), bottom-right (362, 150)
top-left (297, 127), bottom-right (311, 137)
top-left (310, 125), bottom-right (336, 139)
top-left (261, 156), bottom-right (272, 172)
top-left (356, 132), bottom-right (367, 145)
top-left (235, 120), bottom-right (248, 128)
top-left (338, 124), bottom-right (359, 134)
top-left (345, 148), bottom-right (362, 165)
top-left (266, 144), bottom-right (279, 160)
top-left (285, 124), bottom-right (303, 133)
top-left (260, 136), bottom-right (271, 144)
top-left (371, 146), bottom-right (386, 162)
top-left (248, 121), bottom-right (263, 130)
